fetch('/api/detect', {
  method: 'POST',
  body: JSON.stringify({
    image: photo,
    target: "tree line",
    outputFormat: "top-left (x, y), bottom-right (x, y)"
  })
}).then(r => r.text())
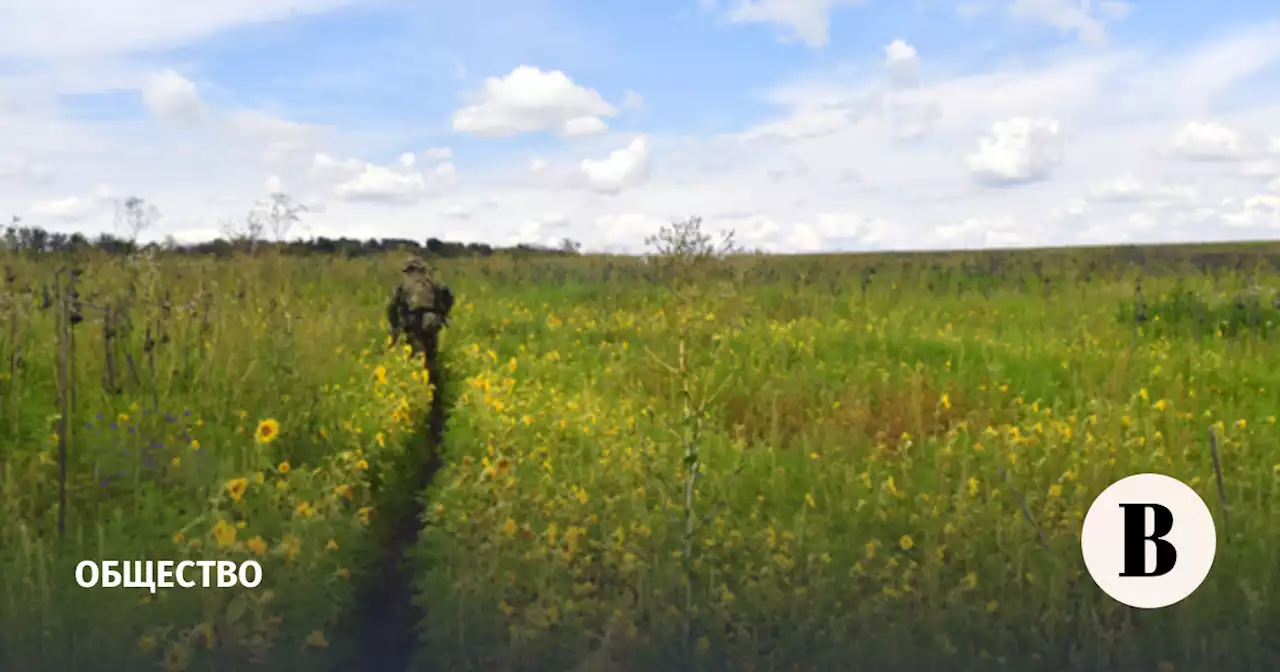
top-left (3, 193), bottom-right (584, 259)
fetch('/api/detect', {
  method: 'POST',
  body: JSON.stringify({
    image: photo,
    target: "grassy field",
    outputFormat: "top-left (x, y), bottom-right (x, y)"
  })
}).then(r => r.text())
top-left (3, 240), bottom-right (1280, 671)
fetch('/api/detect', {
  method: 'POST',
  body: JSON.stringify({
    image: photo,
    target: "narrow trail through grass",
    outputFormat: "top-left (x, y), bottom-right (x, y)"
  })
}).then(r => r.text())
top-left (341, 356), bottom-right (452, 672)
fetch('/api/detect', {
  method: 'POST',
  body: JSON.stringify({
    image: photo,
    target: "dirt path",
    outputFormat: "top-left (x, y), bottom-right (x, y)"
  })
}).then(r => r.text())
top-left (340, 358), bottom-right (450, 672)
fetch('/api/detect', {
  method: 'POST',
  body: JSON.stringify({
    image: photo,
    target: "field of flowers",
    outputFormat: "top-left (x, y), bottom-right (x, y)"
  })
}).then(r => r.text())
top-left (3, 242), bottom-right (1280, 671)
top-left (411, 249), bottom-right (1280, 671)
top-left (0, 252), bottom-right (434, 670)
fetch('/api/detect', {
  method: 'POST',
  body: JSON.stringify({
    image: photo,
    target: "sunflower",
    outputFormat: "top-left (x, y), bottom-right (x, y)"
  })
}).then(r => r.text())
top-left (212, 519), bottom-right (237, 548)
top-left (255, 418), bottom-right (280, 444)
top-left (225, 477), bottom-right (248, 503)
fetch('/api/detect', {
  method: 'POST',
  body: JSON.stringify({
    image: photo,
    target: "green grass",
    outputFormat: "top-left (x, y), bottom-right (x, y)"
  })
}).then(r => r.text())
top-left (2, 245), bottom-right (1280, 671)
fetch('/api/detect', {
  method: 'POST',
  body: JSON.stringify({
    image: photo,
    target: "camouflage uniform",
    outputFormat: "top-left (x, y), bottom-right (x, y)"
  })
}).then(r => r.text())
top-left (387, 256), bottom-right (453, 362)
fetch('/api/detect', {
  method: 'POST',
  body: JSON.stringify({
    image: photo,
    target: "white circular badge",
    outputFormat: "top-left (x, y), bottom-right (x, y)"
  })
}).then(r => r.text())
top-left (1080, 473), bottom-right (1217, 609)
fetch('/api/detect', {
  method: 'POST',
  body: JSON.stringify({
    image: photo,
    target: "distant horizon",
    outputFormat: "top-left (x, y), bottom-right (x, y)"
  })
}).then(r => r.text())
top-left (7, 213), bottom-right (1280, 260)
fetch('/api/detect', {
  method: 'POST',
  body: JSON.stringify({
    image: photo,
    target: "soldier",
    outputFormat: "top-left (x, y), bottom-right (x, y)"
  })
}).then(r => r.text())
top-left (387, 255), bottom-right (454, 363)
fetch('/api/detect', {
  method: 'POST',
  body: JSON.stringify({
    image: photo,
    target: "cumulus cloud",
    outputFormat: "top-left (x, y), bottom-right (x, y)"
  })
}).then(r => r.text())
top-left (580, 136), bottom-right (651, 193)
top-left (142, 70), bottom-right (207, 124)
top-left (1167, 121), bottom-right (1245, 160)
top-left (320, 153), bottom-right (456, 205)
top-left (966, 117), bottom-right (1064, 186)
top-left (452, 66), bottom-right (618, 137)
top-left (5, 5), bottom-right (1280, 253)
top-left (333, 165), bottom-right (428, 204)
top-left (724, 0), bottom-right (864, 48)
top-left (884, 40), bottom-right (920, 88)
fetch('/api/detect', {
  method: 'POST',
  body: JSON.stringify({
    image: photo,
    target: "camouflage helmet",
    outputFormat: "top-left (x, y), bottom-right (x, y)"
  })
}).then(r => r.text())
top-left (402, 255), bottom-right (427, 273)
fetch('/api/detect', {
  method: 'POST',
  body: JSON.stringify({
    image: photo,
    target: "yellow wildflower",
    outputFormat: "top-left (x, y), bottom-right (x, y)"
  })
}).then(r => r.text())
top-left (246, 536), bottom-right (268, 556)
top-left (212, 519), bottom-right (237, 548)
top-left (225, 477), bottom-right (248, 503)
top-left (255, 418), bottom-right (280, 444)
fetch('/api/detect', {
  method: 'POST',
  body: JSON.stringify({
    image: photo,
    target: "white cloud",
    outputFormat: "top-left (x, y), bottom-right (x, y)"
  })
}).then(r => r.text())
top-left (310, 153), bottom-right (364, 180)
top-left (1167, 121), bottom-right (1245, 161)
top-left (321, 152), bottom-right (456, 205)
top-left (580, 136), bottom-right (651, 193)
top-left (398, 152), bottom-right (416, 168)
top-left (883, 94), bottom-right (940, 139)
top-left (265, 175), bottom-right (285, 193)
top-left (966, 117), bottom-right (1064, 186)
top-left (226, 110), bottom-right (325, 145)
top-left (561, 116), bottom-right (609, 137)
top-left (4, 9), bottom-right (1280, 253)
top-left (513, 211), bottom-right (574, 245)
top-left (0, 0), bottom-right (357, 58)
top-left (134, 68), bottom-right (327, 158)
top-left (333, 165), bottom-right (428, 205)
top-left (29, 196), bottom-right (92, 222)
top-left (1008, 0), bottom-right (1130, 43)
top-left (884, 40), bottom-right (920, 88)
top-left (1220, 194), bottom-right (1280, 229)
top-left (724, 0), bottom-right (864, 48)
top-left (142, 70), bottom-right (207, 124)
top-left (452, 66), bottom-right (619, 137)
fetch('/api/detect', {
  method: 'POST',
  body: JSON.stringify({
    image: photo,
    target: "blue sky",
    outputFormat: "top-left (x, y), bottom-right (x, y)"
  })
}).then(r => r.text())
top-left (2, 0), bottom-right (1279, 251)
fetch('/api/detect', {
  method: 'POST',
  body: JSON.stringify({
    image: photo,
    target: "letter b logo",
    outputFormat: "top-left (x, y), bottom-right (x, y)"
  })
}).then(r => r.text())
top-left (1081, 473), bottom-right (1217, 609)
